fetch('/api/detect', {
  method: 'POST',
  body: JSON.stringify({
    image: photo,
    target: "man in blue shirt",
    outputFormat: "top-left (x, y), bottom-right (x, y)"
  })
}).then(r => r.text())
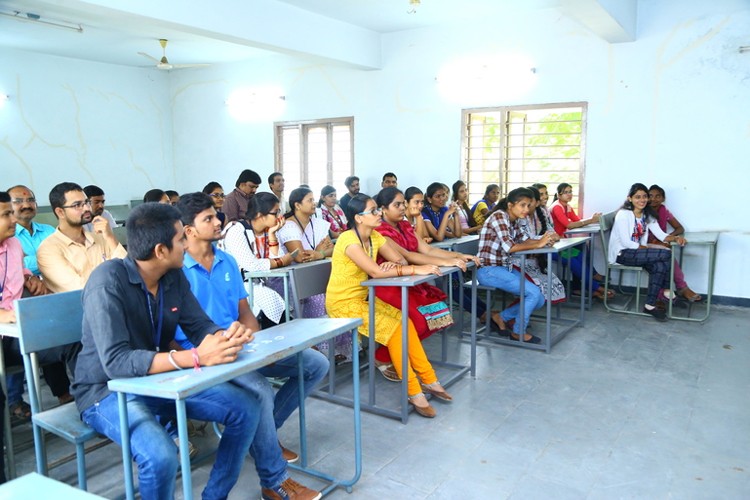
top-left (8, 185), bottom-right (55, 277)
top-left (175, 192), bottom-right (326, 500)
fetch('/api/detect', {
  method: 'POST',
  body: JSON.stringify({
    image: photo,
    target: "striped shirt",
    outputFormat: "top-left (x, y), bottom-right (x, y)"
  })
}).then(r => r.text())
top-left (478, 209), bottom-right (528, 268)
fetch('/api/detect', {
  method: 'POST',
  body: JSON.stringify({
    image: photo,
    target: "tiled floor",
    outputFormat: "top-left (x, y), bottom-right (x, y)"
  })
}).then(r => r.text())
top-left (7, 303), bottom-right (750, 499)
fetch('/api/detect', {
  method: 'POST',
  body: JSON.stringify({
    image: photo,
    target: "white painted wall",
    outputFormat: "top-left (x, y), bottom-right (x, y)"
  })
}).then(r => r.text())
top-left (1, 0), bottom-right (748, 299)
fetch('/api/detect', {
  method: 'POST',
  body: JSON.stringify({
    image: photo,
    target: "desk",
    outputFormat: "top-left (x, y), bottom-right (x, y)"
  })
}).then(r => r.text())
top-left (430, 234), bottom-right (479, 251)
top-left (0, 322), bottom-right (19, 479)
top-left (0, 471), bottom-right (104, 498)
top-left (564, 224), bottom-right (601, 309)
top-left (501, 237), bottom-right (589, 353)
top-left (360, 266), bottom-right (470, 423)
top-left (108, 318), bottom-right (362, 500)
top-left (668, 232), bottom-right (719, 322)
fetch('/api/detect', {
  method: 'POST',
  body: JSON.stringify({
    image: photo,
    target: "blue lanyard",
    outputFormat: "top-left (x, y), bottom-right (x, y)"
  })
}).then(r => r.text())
top-left (142, 284), bottom-right (164, 351)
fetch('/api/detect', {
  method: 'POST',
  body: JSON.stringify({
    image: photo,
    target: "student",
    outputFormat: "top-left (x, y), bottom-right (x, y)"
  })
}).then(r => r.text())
top-left (73, 202), bottom-right (276, 500)
top-left (452, 180), bottom-right (481, 235)
top-left (608, 183), bottom-right (687, 321)
top-left (220, 192), bottom-right (296, 328)
top-left (326, 194), bottom-right (451, 418)
top-left (404, 187), bottom-right (432, 243)
top-left (477, 188), bottom-right (556, 343)
top-left (381, 172), bottom-right (398, 188)
top-left (224, 169), bottom-right (262, 222)
top-left (317, 185), bottom-right (347, 238)
top-left (421, 182), bottom-right (461, 242)
top-left (165, 190), bottom-right (180, 206)
top-left (471, 184), bottom-right (500, 226)
top-left (276, 188), bottom-right (352, 362)
top-left (268, 172), bottom-right (288, 214)
top-left (143, 188), bottom-right (170, 204)
top-left (531, 182), bottom-right (554, 231)
top-left (648, 184), bottom-right (701, 302)
top-left (82, 185), bottom-right (119, 232)
top-left (202, 181), bottom-right (226, 228)
top-left (174, 193), bottom-right (328, 476)
top-left (372, 187), bottom-right (480, 380)
top-left (338, 175), bottom-right (360, 214)
top-left (549, 182), bottom-right (611, 299)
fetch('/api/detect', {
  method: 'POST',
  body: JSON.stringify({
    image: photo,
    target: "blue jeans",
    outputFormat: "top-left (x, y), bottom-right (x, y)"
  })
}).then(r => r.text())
top-left (477, 265), bottom-right (545, 334)
top-left (82, 384), bottom-right (258, 500)
top-left (256, 349), bottom-right (329, 429)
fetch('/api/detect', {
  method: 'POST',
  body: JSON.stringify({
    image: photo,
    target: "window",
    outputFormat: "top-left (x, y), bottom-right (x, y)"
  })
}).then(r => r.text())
top-left (274, 117), bottom-right (354, 198)
top-left (461, 103), bottom-right (587, 211)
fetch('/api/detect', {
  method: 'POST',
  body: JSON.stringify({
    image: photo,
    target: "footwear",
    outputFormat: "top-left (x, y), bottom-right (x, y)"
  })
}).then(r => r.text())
top-left (173, 438), bottom-right (198, 459)
top-left (593, 273), bottom-right (606, 282)
top-left (261, 477), bottom-right (322, 500)
top-left (678, 287), bottom-right (702, 302)
top-left (374, 360), bottom-right (400, 382)
top-left (57, 393), bottom-right (74, 405)
top-left (408, 393), bottom-right (436, 418)
top-left (489, 320), bottom-right (512, 337)
top-left (421, 382), bottom-right (453, 402)
top-left (279, 440), bottom-right (299, 463)
top-left (9, 401), bottom-right (31, 422)
top-left (643, 305), bottom-right (667, 322)
top-left (593, 288), bottom-right (615, 300)
top-left (508, 332), bottom-right (541, 344)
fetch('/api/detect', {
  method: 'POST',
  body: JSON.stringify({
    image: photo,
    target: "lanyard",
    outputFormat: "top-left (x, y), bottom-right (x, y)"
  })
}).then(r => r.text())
top-left (0, 251), bottom-right (7, 300)
top-left (142, 284), bottom-right (164, 351)
top-left (293, 215), bottom-right (316, 249)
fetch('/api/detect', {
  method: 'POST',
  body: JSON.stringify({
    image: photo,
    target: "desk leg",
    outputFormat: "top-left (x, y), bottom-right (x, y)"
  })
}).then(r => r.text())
top-left (344, 327), bottom-right (362, 491)
top-left (117, 392), bottom-right (135, 500)
top-left (368, 287), bottom-right (376, 406)
top-left (545, 254), bottom-right (552, 353)
top-left (706, 243), bottom-right (716, 319)
top-left (519, 256), bottom-right (526, 340)
top-left (283, 275), bottom-right (290, 323)
top-left (297, 351), bottom-right (308, 467)
top-left (0, 341), bottom-right (16, 479)
top-left (587, 239), bottom-right (594, 311)
top-left (470, 266), bottom-right (477, 378)
top-left (580, 243), bottom-right (587, 326)
top-left (400, 287), bottom-right (409, 424)
top-left (175, 399), bottom-right (192, 500)
top-left (668, 246), bottom-right (676, 319)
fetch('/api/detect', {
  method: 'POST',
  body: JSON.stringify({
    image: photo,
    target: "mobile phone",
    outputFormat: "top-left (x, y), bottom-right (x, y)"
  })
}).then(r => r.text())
top-left (289, 248), bottom-right (300, 258)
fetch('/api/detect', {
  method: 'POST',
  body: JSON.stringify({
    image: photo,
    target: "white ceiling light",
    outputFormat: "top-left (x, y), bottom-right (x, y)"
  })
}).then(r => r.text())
top-left (0, 9), bottom-right (83, 33)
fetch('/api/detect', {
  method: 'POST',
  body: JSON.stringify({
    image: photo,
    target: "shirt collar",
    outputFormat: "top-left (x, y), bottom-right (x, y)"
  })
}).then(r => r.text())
top-left (183, 245), bottom-right (222, 270)
top-left (123, 256), bottom-right (176, 291)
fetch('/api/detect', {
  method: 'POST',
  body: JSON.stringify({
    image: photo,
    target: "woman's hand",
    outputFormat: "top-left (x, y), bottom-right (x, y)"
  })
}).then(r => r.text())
top-left (441, 258), bottom-right (467, 271)
top-left (671, 235), bottom-right (687, 246)
top-left (268, 216), bottom-right (285, 235)
top-left (590, 212), bottom-right (602, 223)
top-left (537, 232), bottom-right (555, 248)
top-left (379, 261), bottom-right (398, 272)
top-left (414, 264), bottom-right (442, 276)
top-left (446, 202), bottom-right (458, 216)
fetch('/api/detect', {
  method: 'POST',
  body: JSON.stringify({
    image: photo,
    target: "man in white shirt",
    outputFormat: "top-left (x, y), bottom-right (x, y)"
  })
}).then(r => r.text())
top-left (268, 172), bottom-right (287, 214)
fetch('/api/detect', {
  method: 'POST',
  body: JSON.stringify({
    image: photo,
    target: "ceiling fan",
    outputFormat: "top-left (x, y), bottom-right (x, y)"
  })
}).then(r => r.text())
top-left (138, 39), bottom-right (210, 70)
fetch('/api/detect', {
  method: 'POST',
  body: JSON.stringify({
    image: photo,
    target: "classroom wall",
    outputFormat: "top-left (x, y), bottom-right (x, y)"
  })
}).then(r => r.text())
top-left (2, 0), bottom-right (748, 299)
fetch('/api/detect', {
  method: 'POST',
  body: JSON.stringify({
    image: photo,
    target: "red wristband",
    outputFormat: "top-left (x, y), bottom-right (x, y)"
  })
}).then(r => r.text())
top-left (190, 347), bottom-right (201, 371)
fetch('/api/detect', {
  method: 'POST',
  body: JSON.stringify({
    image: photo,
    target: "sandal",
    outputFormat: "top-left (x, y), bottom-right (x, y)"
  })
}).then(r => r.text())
top-left (593, 288), bottom-right (615, 300)
top-left (408, 393), bottom-right (436, 418)
top-left (374, 361), bottom-right (400, 382)
top-left (9, 401), bottom-right (31, 422)
top-left (678, 287), bottom-right (703, 303)
top-left (421, 382), bottom-right (453, 402)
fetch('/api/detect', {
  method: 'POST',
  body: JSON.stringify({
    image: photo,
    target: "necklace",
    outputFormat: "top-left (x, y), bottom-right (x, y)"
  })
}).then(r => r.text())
top-left (353, 226), bottom-right (373, 259)
top-left (324, 206), bottom-right (345, 231)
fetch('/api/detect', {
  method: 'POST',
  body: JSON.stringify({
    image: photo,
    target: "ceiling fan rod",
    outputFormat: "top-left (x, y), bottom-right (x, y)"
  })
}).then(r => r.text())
top-left (0, 9), bottom-right (84, 33)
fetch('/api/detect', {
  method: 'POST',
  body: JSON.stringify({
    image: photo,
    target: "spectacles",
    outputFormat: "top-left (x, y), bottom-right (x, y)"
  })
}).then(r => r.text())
top-left (11, 198), bottom-right (36, 204)
top-left (357, 208), bottom-right (382, 216)
top-left (209, 193), bottom-right (225, 198)
top-left (561, 190), bottom-right (573, 195)
top-left (61, 200), bottom-right (92, 210)
top-left (267, 209), bottom-right (282, 217)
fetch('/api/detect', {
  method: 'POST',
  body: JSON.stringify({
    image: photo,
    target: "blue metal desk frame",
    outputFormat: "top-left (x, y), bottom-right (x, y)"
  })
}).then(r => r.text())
top-left (108, 317), bottom-right (363, 500)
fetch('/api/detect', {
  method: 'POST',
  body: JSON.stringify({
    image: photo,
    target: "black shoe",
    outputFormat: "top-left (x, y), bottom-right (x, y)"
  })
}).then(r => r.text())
top-left (489, 321), bottom-right (512, 337)
top-left (508, 333), bottom-right (542, 344)
top-left (643, 306), bottom-right (667, 322)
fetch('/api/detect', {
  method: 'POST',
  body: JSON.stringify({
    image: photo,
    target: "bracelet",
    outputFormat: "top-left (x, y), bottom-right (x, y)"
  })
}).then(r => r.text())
top-left (273, 257), bottom-right (283, 268)
top-left (268, 241), bottom-right (279, 247)
top-left (319, 250), bottom-right (326, 259)
top-left (190, 347), bottom-right (201, 371)
top-left (396, 264), bottom-right (402, 277)
top-left (410, 265), bottom-right (415, 276)
top-left (168, 350), bottom-right (183, 370)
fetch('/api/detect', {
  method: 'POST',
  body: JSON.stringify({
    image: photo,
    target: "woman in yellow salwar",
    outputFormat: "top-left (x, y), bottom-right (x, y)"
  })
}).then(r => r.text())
top-left (325, 194), bottom-right (452, 418)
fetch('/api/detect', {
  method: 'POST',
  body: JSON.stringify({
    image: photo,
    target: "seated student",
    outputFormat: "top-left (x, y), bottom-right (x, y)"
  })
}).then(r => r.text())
top-left (326, 194), bottom-right (451, 418)
top-left (421, 182), bottom-right (461, 242)
top-left (165, 190), bottom-right (180, 206)
top-left (531, 182), bottom-right (554, 231)
top-left (220, 192), bottom-right (296, 328)
top-left (609, 183), bottom-right (687, 321)
top-left (372, 187), bottom-right (481, 380)
top-left (143, 188), bottom-right (170, 204)
top-left (82, 185), bottom-right (119, 232)
top-left (276, 188), bottom-right (352, 362)
top-left (338, 176), bottom-right (360, 215)
top-left (0, 190), bottom-right (81, 423)
top-left (452, 180), bottom-right (481, 235)
top-left (648, 184), bottom-right (701, 302)
top-left (72, 203), bottom-right (313, 500)
top-left (317, 185), bottom-right (347, 238)
top-left (174, 193), bottom-right (328, 477)
top-left (404, 187), bottom-right (432, 243)
top-left (549, 182), bottom-right (612, 299)
top-left (477, 188), bottom-right (558, 344)
top-left (202, 181), bottom-right (226, 228)
top-left (471, 184), bottom-right (500, 227)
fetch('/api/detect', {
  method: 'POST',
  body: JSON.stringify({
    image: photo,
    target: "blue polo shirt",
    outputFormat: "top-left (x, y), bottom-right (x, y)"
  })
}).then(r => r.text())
top-left (15, 221), bottom-right (55, 275)
top-left (175, 246), bottom-right (248, 349)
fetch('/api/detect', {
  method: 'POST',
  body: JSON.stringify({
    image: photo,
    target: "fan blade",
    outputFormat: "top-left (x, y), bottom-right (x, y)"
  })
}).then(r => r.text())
top-left (138, 52), bottom-right (160, 63)
top-left (170, 63), bottom-right (211, 69)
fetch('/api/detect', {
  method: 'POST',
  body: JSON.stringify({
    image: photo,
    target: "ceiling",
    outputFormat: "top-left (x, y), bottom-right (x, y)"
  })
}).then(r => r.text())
top-left (0, 0), bottom-right (564, 69)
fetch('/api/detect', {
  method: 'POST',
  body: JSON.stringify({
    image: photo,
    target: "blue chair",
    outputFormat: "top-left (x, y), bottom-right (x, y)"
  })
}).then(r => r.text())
top-left (16, 290), bottom-right (98, 490)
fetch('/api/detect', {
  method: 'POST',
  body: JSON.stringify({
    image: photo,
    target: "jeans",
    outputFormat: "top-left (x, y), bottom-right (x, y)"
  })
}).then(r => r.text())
top-left (256, 349), bottom-right (329, 430)
top-left (82, 384), bottom-right (258, 500)
top-left (477, 265), bottom-right (545, 334)
top-left (616, 248), bottom-right (671, 305)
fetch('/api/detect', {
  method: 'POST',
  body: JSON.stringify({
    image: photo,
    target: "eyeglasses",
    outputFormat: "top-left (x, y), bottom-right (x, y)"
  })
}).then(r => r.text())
top-left (209, 193), bottom-right (225, 198)
top-left (11, 198), bottom-right (36, 205)
top-left (266, 209), bottom-right (282, 217)
top-left (61, 200), bottom-right (92, 210)
top-left (357, 208), bottom-right (382, 216)
top-left (561, 190), bottom-right (573, 195)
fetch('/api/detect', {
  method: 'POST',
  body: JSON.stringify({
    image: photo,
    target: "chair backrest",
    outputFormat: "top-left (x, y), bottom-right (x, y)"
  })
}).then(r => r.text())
top-left (453, 237), bottom-right (479, 256)
top-left (112, 225), bottom-right (128, 247)
top-left (16, 290), bottom-right (84, 355)
top-left (288, 260), bottom-right (332, 317)
top-left (598, 210), bottom-right (619, 262)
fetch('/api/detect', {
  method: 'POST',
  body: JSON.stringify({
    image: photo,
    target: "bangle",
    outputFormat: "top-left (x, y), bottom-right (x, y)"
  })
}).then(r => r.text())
top-left (274, 257), bottom-right (283, 267)
top-left (410, 265), bottom-right (415, 276)
top-left (319, 250), bottom-right (325, 259)
top-left (396, 265), bottom-right (402, 277)
top-left (168, 350), bottom-right (183, 370)
top-left (190, 347), bottom-right (201, 371)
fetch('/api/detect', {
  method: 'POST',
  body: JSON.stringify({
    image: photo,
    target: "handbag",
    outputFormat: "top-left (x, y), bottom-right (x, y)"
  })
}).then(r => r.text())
top-left (416, 300), bottom-right (454, 332)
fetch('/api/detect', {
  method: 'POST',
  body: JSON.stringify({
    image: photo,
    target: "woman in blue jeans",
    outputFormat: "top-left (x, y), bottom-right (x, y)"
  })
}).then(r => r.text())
top-left (476, 188), bottom-right (556, 343)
